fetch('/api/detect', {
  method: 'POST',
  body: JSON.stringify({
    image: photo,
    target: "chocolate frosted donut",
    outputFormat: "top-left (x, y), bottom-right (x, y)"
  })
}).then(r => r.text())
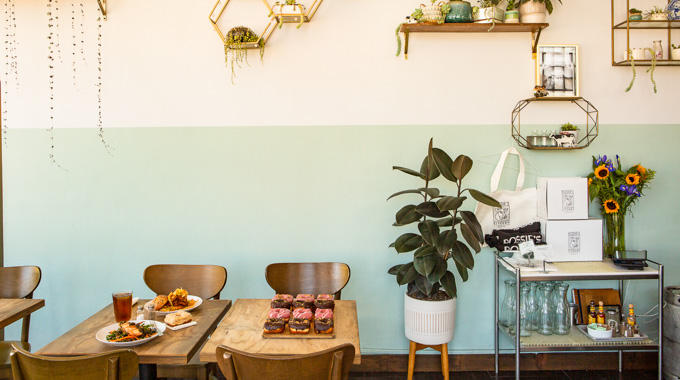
top-left (271, 294), bottom-right (293, 309)
top-left (314, 318), bottom-right (334, 334)
top-left (263, 318), bottom-right (285, 334)
top-left (314, 294), bottom-right (335, 310)
top-left (289, 317), bottom-right (310, 334)
top-left (293, 294), bottom-right (315, 310)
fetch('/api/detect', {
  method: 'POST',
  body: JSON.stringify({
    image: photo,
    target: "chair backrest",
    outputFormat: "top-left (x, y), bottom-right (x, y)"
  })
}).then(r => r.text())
top-left (0, 266), bottom-right (41, 342)
top-left (216, 344), bottom-right (355, 380)
top-left (10, 344), bottom-right (138, 380)
top-left (143, 264), bottom-right (227, 300)
top-left (265, 262), bottom-right (350, 299)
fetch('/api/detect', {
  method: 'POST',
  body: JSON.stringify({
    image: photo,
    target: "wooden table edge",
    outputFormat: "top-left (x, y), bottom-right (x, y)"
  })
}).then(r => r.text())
top-left (0, 299), bottom-right (45, 329)
top-left (199, 299), bottom-right (361, 364)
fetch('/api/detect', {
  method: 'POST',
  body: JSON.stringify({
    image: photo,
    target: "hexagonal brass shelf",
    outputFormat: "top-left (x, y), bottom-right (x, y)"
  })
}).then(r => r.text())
top-left (97, 0), bottom-right (107, 20)
top-left (263, 0), bottom-right (324, 25)
top-left (209, 0), bottom-right (276, 48)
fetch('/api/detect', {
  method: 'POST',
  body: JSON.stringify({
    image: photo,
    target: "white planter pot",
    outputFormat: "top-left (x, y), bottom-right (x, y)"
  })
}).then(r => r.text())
top-left (473, 6), bottom-right (504, 23)
top-left (404, 293), bottom-right (456, 345)
top-left (649, 13), bottom-right (668, 20)
top-left (672, 48), bottom-right (680, 60)
top-left (519, 1), bottom-right (546, 23)
top-left (422, 5), bottom-right (444, 23)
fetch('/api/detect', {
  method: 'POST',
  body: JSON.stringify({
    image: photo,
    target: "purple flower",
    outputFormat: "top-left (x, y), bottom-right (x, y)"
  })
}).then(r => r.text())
top-left (619, 184), bottom-right (639, 197)
top-left (595, 155), bottom-right (607, 166)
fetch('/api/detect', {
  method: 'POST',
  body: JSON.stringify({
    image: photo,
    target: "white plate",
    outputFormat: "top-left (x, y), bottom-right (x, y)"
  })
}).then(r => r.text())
top-left (144, 295), bottom-right (203, 315)
top-left (95, 320), bottom-right (166, 347)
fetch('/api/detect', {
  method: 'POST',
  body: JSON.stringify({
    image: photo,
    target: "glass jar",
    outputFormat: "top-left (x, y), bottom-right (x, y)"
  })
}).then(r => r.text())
top-left (537, 284), bottom-right (553, 335)
top-left (527, 282), bottom-right (538, 331)
top-left (553, 284), bottom-right (571, 335)
top-left (500, 280), bottom-right (516, 328)
top-left (519, 285), bottom-right (532, 337)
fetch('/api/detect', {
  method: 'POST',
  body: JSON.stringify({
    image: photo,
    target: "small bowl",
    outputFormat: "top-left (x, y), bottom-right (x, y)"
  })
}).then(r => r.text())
top-left (587, 324), bottom-right (613, 338)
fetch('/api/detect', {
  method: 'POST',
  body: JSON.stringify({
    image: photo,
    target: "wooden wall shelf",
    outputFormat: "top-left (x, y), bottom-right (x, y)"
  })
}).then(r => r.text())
top-left (398, 22), bottom-right (548, 59)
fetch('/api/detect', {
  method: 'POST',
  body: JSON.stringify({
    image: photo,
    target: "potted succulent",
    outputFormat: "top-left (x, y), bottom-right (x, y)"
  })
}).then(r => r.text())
top-left (518, 0), bottom-right (562, 23)
top-left (672, 44), bottom-right (680, 60)
top-left (445, 0), bottom-right (474, 23)
top-left (224, 26), bottom-right (265, 85)
top-left (473, 0), bottom-right (504, 23)
top-left (628, 8), bottom-right (643, 20)
top-left (560, 122), bottom-right (579, 142)
top-left (269, 0), bottom-right (306, 29)
top-left (419, 0), bottom-right (451, 24)
top-left (505, 0), bottom-right (520, 22)
top-left (646, 6), bottom-right (668, 20)
top-left (388, 138), bottom-right (501, 345)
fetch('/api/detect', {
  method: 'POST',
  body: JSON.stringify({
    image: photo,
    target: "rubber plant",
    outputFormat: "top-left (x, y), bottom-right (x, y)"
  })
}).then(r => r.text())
top-left (388, 139), bottom-right (501, 300)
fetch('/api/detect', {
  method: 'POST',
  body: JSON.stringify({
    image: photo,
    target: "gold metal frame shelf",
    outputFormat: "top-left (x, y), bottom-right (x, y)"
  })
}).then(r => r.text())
top-left (511, 97), bottom-right (599, 150)
top-left (398, 23), bottom-right (547, 60)
top-left (264, 0), bottom-right (324, 25)
top-left (96, 0), bottom-right (107, 20)
top-left (611, 0), bottom-right (680, 66)
top-left (209, 0), bottom-right (276, 48)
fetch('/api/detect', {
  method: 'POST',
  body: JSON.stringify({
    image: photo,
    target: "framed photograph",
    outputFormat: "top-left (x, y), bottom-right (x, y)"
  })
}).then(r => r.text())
top-left (535, 45), bottom-right (579, 97)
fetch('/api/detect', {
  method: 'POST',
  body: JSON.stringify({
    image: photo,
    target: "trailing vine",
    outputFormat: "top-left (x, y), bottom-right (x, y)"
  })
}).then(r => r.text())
top-left (645, 47), bottom-right (657, 93)
top-left (395, 23), bottom-right (402, 57)
top-left (54, 0), bottom-right (62, 63)
top-left (625, 48), bottom-right (657, 93)
top-left (71, 1), bottom-right (76, 84)
top-left (224, 26), bottom-right (263, 85)
top-left (96, 15), bottom-right (111, 153)
top-left (47, 0), bottom-right (63, 168)
top-left (79, 2), bottom-right (86, 64)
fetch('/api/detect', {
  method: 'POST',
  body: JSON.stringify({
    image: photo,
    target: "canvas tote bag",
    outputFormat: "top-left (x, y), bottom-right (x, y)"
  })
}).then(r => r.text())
top-left (474, 148), bottom-right (538, 237)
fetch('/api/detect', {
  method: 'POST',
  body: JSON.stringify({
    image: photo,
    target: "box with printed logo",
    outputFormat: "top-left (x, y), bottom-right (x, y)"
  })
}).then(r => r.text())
top-left (542, 218), bottom-right (602, 262)
top-left (537, 177), bottom-right (589, 220)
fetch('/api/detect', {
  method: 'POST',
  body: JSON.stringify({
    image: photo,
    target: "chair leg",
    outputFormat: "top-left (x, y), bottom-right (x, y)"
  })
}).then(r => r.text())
top-left (440, 343), bottom-right (449, 380)
top-left (407, 340), bottom-right (417, 380)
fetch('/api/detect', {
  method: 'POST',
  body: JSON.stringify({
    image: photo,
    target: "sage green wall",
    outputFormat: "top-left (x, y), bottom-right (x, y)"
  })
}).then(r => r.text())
top-left (3, 124), bottom-right (676, 353)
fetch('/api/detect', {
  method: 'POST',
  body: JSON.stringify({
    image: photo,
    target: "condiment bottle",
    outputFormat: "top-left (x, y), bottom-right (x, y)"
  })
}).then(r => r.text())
top-left (597, 301), bottom-right (606, 325)
top-left (136, 305), bottom-right (144, 321)
top-left (627, 303), bottom-right (636, 326)
top-left (588, 301), bottom-right (597, 324)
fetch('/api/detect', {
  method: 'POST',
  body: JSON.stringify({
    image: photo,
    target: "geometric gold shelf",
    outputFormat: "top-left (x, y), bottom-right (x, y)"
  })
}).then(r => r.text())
top-left (209, 0), bottom-right (276, 48)
top-left (97, 0), bottom-right (107, 20)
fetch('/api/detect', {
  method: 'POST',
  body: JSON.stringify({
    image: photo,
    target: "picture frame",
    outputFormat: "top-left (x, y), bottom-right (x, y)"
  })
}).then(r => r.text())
top-left (535, 45), bottom-right (579, 98)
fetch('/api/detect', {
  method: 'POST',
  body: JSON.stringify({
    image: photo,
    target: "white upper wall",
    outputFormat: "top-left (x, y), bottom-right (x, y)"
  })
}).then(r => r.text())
top-left (3, 0), bottom-right (679, 128)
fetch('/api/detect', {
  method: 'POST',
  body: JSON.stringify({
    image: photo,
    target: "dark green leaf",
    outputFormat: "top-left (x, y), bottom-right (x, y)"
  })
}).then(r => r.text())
top-left (431, 148), bottom-right (457, 181)
top-left (546, 0), bottom-right (553, 14)
top-left (452, 155), bottom-right (473, 180)
top-left (387, 189), bottom-right (424, 201)
top-left (452, 241), bottom-right (474, 269)
top-left (459, 210), bottom-right (484, 243)
top-left (436, 217), bottom-right (462, 227)
top-left (414, 253), bottom-right (439, 276)
top-left (418, 221), bottom-right (440, 245)
top-left (416, 275), bottom-right (434, 295)
top-left (440, 271), bottom-right (457, 298)
top-left (395, 205), bottom-right (423, 226)
top-left (392, 233), bottom-right (424, 253)
top-left (427, 257), bottom-right (447, 284)
top-left (420, 156), bottom-right (440, 181)
top-left (436, 196), bottom-right (466, 211)
top-left (455, 260), bottom-right (469, 282)
top-left (436, 229), bottom-right (456, 255)
top-left (469, 189), bottom-right (502, 208)
top-left (393, 166), bottom-right (425, 179)
top-left (414, 245), bottom-right (437, 258)
top-left (396, 262), bottom-right (418, 285)
top-left (388, 264), bottom-right (403, 275)
top-left (460, 223), bottom-right (481, 253)
top-left (416, 202), bottom-right (450, 218)
top-left (418, 187), bottom-right (440, 199)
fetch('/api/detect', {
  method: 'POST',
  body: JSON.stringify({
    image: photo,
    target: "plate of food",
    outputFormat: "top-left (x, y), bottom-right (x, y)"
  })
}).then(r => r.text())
top-left (95, 320), bottom-right (166, 347)
top-left (144, 288), bottom-right (203, 315)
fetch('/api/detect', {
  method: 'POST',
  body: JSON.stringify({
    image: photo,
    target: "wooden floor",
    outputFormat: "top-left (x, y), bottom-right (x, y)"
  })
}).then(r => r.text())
top-left (347, 370), bottom-right (660, 379)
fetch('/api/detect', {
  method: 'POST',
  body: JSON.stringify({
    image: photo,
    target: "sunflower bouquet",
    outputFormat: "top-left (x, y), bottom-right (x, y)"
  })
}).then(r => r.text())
top-left (587, 155), bottom-right (655, 257)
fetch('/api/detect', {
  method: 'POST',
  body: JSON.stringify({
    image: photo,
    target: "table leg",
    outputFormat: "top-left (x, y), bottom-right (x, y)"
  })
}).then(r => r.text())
top-left (139, 364), bottom-right (157, 380)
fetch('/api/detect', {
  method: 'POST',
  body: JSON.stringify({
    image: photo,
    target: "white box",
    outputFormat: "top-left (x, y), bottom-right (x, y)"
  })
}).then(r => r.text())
top-left (542, 218), bottom-right (603, 262)
top-left (537, 177), bottom-right (589, 220)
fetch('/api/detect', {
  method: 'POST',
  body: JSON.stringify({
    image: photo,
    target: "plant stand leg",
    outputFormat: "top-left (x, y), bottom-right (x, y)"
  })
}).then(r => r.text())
top-left (407, 341), bottom-right (449, 380)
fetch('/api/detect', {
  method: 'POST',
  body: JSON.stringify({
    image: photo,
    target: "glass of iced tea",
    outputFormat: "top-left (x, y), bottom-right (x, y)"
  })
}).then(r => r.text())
top-left (112, 291), bottom-right (132, 322)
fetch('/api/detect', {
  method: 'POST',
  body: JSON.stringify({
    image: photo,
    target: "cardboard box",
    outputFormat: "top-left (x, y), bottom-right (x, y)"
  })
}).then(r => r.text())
top-left (542, 218), bottom-right (603, 262)
top-left (537, 177), bottom-right (589, 220)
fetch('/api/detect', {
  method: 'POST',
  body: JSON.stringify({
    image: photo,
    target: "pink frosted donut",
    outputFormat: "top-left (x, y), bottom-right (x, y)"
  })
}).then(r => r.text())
top-left (293, 308), bottom-right (313, 320)
top-left (316, 294), bottom-right (333, 301)
top-left (268, 308), bottom-right (291, 320)
top-left (315, 308), bottom-right (333, 320)
top-left (295, 294), bottom-right (314, 302)
top-left (273, 294), bottom-right (294, 303)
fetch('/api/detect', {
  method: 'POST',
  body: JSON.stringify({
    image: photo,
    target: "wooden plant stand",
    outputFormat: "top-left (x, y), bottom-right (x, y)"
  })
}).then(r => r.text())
top-left (407, 341), bottom-right (449, 380)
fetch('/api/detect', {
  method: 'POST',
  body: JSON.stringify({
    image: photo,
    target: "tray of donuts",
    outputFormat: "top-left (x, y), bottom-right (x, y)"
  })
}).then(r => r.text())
top-left (262, 294), bottom-right (335, 339)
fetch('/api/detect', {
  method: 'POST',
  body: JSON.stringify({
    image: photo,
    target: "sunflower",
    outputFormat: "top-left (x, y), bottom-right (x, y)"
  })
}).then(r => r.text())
top-left (603, 199), bottom-right (620, 214)
top-left (594, 165), bottom-right (609, 180)
top-left (625, 173), bottom-right (640, 185)
top-left (636, 164), bottom-right (647, 178)
top-left (588, 178), bottom-right (592, 186)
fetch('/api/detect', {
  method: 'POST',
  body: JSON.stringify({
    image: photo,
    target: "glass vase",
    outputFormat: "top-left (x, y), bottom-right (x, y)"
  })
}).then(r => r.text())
top-left (537, 284), bottom-right (553, 335)
top-left (552, 284), bottom-right (571, 335)
top-left (604, 212), bottom-right (626, 258)
top-left (500, 280), bottom-right (516, 328)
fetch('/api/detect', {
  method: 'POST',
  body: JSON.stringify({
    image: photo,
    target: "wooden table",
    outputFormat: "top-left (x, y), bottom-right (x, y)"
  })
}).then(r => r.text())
top-left (0, 299), bottom-right (45, 329)
top-left (37, 299), bottom-right (231, 380)
top-left (200, 299), bottom-right (361, 364)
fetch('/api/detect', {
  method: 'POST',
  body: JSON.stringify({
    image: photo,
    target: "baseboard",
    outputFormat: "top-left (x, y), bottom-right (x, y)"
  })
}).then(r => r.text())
top-left (350, 352), bottom-right (658, 373)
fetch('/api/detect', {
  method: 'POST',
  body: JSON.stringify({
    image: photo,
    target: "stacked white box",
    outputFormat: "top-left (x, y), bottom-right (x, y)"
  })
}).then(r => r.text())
top-left (537, 177), bottom-right (602, 262)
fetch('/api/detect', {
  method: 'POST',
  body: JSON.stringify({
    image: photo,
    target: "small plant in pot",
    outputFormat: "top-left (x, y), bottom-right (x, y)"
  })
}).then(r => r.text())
top-left (472, 0), bottom-right (504, 24)
top-left (628, 8), bottom-right (643, 20)
top-left (672, 44), bottom-right (680, 60)
top-left (505, 0), bottom-right (520, 23)
top-left (646, 6), bottom-right (668, 20)
top-left (560, 122), bottom-right (579, 142)
top-left (388, 138), bottom-right (501, 345)
top-left (518, 0), bottom-right (562, 23)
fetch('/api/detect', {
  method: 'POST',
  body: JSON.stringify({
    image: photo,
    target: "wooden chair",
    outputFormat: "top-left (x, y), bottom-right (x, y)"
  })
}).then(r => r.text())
top-left (10, 344), bottom-right (138, 380)
top-left (0, 266), bottom-right (41, 379)
top-left (216, 344), bottom-right (355, 380)
top-left (265, 262), bottom-right (350, 299)
top-left (143, 264), bottom-right (227, 380)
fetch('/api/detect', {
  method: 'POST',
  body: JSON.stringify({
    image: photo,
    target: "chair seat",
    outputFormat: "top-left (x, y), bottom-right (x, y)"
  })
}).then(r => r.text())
top-left (0, 341), bottom-right (30, 366)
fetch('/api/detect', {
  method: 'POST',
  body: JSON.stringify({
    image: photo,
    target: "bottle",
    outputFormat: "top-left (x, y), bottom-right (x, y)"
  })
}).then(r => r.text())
top-left (587, 301), bottom-right (597, 324)
top-left (653, 40), bottom-right (663, 60)
top-left (136, 305), bottom-right (145, 321)
top-left (627, 304), bottom-right (636, 326)
top-left (552, 284), bottom-right (570, 335)
top-left (597, 301), bottom-right (606, 324)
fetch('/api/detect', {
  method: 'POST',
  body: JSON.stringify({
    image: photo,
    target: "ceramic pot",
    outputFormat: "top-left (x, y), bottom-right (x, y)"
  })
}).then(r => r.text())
top-left (445, 0), bottom-right (473, 23)
top-left (649, 13), bottom-right (668, 20)
top-left (505, 9), bottom-right (520, 23)
top-left (404, 293), bottom-right (456, 345)
top-left (473, 6), bottom-right (504, 23)
top-left (672, 48), bottom-right (680, 60)
top-left (628, 12), bottom-right (642, 20)
top-left (519, 1), bottom-right (546, 23)
top-left (421, 3), bottom-right (445, 23)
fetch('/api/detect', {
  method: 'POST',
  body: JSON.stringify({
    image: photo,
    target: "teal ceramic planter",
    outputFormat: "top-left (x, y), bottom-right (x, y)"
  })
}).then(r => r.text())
top-left (445, 0), bottom-right (473, 23)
